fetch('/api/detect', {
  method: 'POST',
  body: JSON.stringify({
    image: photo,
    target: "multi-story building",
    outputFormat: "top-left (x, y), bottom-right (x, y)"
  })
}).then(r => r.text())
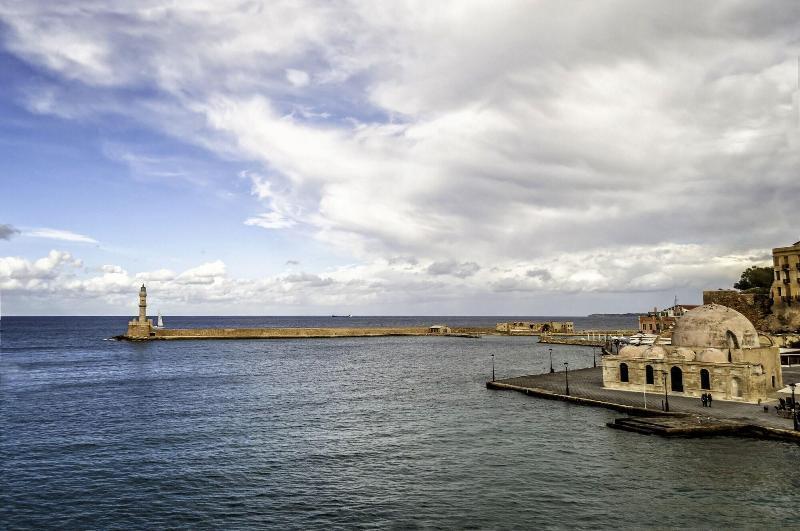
top-left (638, 304), bottom-right (698, 333)
top-left (770, 240), bottom-right (800, 306)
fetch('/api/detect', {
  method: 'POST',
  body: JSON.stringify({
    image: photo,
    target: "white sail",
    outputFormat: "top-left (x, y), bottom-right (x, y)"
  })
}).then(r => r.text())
top-left (157, 312), bottom-right (164, 328)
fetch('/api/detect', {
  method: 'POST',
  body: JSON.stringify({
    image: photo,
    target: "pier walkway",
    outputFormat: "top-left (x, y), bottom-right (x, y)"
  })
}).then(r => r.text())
top-left (489, 366), bottom-right (800, 439)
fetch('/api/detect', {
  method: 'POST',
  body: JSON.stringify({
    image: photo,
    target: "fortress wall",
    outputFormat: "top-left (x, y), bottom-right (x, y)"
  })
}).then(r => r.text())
top-left (702, 290), bottom-right (771, 328)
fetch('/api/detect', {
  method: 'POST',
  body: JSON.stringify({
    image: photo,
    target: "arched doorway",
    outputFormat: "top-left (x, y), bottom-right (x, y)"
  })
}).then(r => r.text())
top-left (645, 365), bottom-right (654, 385)
top-left (726, 331), bottom-right (740, 349)
top-left (670, 366), bottom-right (683, 392)
top-left (700, 369), bottom-right (710, 390)
top-left (620, 363), bottom-right (629, 383)
top-left (730, 377), bottom-right (742, 398)
top-left (541, 324), bottom-right (551, 332)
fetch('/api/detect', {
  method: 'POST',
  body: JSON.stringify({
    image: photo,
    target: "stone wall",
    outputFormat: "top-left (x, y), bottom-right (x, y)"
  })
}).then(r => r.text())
top-left (152, 327), bottom-right (430, 339)
top-left (702, 290), bottom-right (771, 329)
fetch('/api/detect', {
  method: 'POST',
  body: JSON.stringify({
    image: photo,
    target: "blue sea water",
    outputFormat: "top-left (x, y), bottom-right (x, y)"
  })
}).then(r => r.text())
top-left (1, 316), bottom-right (798, 529)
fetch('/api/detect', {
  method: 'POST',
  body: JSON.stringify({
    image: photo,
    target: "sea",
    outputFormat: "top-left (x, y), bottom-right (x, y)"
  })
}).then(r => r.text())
top-left (1, 316), bottom-right (798, 529)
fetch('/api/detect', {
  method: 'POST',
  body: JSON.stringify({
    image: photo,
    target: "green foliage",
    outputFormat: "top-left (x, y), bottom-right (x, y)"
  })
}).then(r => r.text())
top-left (733, 266), bottom-right (774, 293)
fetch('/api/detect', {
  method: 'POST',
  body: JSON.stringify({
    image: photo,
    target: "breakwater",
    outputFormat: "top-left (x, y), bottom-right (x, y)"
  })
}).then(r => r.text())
top-left (120, 326), bottom-right (493, 340)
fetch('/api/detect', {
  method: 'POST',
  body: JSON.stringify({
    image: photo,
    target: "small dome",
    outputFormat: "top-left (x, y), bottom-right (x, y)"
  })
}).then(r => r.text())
top-left (696, 348), bottom-right (726, 363)
top-left (644, 346), bottom-right (667, 360)
top-left (671, 304), bottom-right (759, 349)
top-left (674, 347), bottom-right (696, 361)
top-left (619, 345), bottom-right (645, 359)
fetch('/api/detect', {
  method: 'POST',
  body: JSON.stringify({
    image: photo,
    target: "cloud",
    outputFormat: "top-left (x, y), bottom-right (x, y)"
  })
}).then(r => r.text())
top-left (0, 250), bottom-right (82, 290)
top-left (526, 268), bottom-right (552, 282)
top-left (285, 68), bottom-right (310, 87)
top-left (0, 243), bottom-right (773, 314)
top-left (427, 260), bottom-right (481, 278)
top-left (0, 224), bottom-right (20, 240)
top-left (244, 213), bottom-right (296, 230)
top-left (176, 260), bottom-right (226, 285)
top-left (285, 260), bottom-right (300, 266)
top-left (26, 228), bottom-right (98, 244)
top-left (0, 2), bottom-right (797, 312)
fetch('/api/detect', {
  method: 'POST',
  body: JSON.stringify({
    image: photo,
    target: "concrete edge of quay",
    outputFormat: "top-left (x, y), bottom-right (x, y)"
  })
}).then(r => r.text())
top-left (486, 380), bottom-right (800, 444)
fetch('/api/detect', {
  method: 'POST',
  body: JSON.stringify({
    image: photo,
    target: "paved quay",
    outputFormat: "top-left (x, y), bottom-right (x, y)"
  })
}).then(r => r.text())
top-left (489, 365), bottom-right (800, 439)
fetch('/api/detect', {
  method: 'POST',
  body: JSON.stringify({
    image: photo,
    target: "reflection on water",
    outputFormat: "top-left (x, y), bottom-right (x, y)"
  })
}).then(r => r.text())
top-left (1, 317), bottom-right (798, 529)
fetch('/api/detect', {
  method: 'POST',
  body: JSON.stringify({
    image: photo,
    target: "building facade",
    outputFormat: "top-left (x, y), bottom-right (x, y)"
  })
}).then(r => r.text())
top-left (495, 321), bottom-right (574, 334)
top-left (603, 304), bottom-right (782, 403)
top-left (638, 304), bottom-right (698, 333)
top-left (771, 240), bottom-right (800, 306)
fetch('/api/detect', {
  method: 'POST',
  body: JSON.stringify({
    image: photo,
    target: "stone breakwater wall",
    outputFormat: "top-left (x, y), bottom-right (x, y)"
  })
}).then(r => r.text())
top-left (149, 327), bottom-right (430, 339)
top-left (122, 326), bottom-right (497, 340)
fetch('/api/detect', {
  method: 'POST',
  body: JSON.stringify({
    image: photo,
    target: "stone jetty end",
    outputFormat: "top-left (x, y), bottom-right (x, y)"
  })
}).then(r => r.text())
top-left (119, 285), bottom-right (488, 340)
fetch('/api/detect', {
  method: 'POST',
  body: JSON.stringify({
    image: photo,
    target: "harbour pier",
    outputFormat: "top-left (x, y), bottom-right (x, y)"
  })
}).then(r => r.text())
top-left (488, 365), bottom-right (800, 442)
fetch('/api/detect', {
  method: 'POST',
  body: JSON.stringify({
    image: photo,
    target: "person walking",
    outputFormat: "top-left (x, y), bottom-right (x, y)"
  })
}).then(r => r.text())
top-left (701, 394), bottom-right (707, 407)
top-left (707, 393), bottom-right (712, 407)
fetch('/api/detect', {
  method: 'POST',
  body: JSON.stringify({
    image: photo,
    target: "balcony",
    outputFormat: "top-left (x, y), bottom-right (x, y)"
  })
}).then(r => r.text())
top-left (783, 278), bottom-right (790, 284)
top-left (782, 264), bottom-right (790, 270)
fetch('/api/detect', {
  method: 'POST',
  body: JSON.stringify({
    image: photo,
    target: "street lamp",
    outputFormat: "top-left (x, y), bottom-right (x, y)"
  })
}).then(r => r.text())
top-left (662, 369), bottom-right (669, 412)
top-left (491, 353), bottom-right (495, 382)
top-left (564, 361), bottom-right (570, 395)
top-left (549, 348), bottom-right (554, 373)
top-left (791, 382), bottom-right (798, 431)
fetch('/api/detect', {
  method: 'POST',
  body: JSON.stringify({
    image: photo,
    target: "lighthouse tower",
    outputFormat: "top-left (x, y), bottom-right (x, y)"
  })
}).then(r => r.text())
top-left (127, 284), bottom-right (153, 338)
top-left (138, 284), bottom-right (148, 323)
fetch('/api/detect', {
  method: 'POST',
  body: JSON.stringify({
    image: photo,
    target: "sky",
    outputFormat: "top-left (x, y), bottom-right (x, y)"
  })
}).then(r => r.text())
top-left (0, 0), bottom-right (798, 316)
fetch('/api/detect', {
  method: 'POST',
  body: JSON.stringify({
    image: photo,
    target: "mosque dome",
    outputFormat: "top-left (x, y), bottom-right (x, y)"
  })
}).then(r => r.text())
top-left (671, 304), bottom-right (759, 349)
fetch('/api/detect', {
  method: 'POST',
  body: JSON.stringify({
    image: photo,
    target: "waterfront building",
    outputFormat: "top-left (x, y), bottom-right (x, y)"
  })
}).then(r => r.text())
top-left (495, 321), bottom-right (574, 334)
top-left (637, 304), bottom-right (698, 333)
top-left (428, 325), bottom-right (452, 335)
top-left (126, 284), bottom-right (154, 338)
top-left (603, 304), bottom-right (782, 403)
top-left (770, 240), bottom-right (800, 306)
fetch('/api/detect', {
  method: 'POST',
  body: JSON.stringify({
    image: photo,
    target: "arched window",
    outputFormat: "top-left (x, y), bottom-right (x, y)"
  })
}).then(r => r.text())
top-left (726, 331), bottom-right (740, 349)
top-left (645, 365), bottom-right (654, 385)
top-left (620, 363), bottom-right (629, 383)
top-left (700, 369), bottom-right (710, 390)
top-left (670, 366), bottom-right (683, 392)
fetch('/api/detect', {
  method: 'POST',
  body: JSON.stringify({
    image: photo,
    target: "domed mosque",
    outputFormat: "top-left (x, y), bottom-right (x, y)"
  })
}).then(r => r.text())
top-left (602, 304), bottom-right (783, 403)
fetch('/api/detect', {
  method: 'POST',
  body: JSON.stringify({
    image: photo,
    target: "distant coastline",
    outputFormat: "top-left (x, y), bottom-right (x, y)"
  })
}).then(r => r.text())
top-left (587, 312), bottom-right (639, 317)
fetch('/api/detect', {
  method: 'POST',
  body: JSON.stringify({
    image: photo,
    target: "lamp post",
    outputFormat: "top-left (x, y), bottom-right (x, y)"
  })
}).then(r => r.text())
top-left (564, 361), bottom-right (570, 395)
top-left (791, 382), bottom-right (798, 431)
top-left (662, 369), bottom-right (669, 412)
top-left (549, 348), bottom-right (554, 374)
top-left (491, 353), bottom-right (495, 382)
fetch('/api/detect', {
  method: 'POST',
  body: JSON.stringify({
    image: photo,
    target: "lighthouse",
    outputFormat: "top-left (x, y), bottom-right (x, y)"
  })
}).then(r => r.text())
top-left (138, 284), bottom-right (148, 323)
top-left (126, 284), bottom-right (153, 338)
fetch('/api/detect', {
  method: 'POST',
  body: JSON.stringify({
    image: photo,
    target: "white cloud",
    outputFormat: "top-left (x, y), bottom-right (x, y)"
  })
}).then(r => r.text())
top-left (0, 2), bottom-right (797, 312)
top-left (26, 228), bottom-right (98, 244)
top-left (285, 68), bottom-right (310, 87)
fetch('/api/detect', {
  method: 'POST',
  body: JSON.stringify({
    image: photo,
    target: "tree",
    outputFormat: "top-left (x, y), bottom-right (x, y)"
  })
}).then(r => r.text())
top-left (733, 266), bottom-right (774, 293)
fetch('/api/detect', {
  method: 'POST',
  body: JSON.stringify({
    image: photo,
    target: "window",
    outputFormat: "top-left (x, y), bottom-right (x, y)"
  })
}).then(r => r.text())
top-left (645, 365), bottom-right (654, 385)
top-left (620, 363), bottom-right (629, 383)
top-left (700, 369), bottom-right (710, 390)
